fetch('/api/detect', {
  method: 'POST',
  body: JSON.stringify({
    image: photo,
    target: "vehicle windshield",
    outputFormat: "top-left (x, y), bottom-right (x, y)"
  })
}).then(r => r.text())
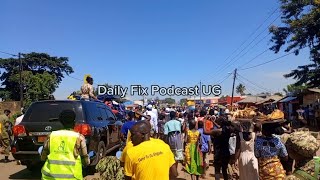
top-left (23, 101), bottom-right (84, 122)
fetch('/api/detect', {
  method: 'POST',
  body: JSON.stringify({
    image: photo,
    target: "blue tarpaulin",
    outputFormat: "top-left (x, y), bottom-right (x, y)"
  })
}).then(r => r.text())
top-left (279, 96), bottom-right (297, 103)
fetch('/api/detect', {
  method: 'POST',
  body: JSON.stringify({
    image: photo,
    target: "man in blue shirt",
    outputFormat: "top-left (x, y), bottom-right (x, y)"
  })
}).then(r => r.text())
top-left (121, 111), bottom-right (136, 142)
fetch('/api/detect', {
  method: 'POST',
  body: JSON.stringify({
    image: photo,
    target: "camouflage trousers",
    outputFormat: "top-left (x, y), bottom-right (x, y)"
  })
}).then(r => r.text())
top-left (0, 138), bottom-right (10, 156)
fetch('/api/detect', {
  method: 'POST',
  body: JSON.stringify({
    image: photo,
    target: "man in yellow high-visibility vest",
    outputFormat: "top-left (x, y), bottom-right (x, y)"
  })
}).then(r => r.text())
top-left (40, 110), bottom-right (91, 180)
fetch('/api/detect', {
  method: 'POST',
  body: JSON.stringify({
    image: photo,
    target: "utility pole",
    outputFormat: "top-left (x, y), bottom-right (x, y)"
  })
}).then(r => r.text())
top-left (19, 53), bottom-right (23, 108)
top-left (230, 68), bottom-right (237, 111)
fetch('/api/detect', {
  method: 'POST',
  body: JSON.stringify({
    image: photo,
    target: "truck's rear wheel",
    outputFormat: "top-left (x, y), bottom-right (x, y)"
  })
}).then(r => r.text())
top-left (91, 141), bottom-right (106, 165)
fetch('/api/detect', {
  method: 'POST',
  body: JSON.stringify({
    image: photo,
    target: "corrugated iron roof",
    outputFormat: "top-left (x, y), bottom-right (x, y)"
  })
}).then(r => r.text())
top-left (256, 95), bottom-right (283, 105)
top-left (308, 88), bottom-right (320, 93)
top-left (238, 96), bottom-right (265, 103)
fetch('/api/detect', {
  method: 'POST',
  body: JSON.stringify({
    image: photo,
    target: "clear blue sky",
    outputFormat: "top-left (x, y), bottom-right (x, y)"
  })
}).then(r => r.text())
top-left (1, 0), bottom-right (310, 100)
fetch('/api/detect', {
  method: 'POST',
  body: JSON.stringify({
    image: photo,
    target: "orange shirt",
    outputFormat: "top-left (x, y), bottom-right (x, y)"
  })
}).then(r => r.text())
top-left (204, 120), bottom-right (214, 132)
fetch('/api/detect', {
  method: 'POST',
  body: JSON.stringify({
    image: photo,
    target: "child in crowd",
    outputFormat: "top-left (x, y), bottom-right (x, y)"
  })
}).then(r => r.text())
top-left (197, 121), bottom-right (212, 178)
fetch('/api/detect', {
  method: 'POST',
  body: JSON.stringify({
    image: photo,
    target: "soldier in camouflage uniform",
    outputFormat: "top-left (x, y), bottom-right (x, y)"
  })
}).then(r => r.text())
top-left (0, 109), bottom-right (12, 163)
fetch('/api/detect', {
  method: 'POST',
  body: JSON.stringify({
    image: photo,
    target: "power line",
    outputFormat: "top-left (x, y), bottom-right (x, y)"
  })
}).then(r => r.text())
top-left (67, 75), bottom-right (83, 82)
top-left (236, 77), bottom-right (258, 94)
top-left (198, 7), bottom-right (280, 82)
top-left (217, 73), bottom-right (232, 84)
top-left (239, 52), bottom-right (294, 71)
top-left (0, 50), bottom-right (17, 57)
top-left (67, 75), bottom-right (99, 86)
top-left (237, 73), bottom-right (272, 93)
top-left (238, 48), bottom-right (269, 69)
top-left (210, 13), bottom-right (281, 76)
top-left (201, 10), bottom-right (281, 83)
top-left (173, 7), bottom-right (280, 87)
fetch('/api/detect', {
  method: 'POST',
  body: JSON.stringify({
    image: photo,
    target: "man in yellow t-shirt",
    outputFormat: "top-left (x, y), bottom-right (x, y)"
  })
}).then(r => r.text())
top-left (124, 121), bottom-right (178, 180)
top-left (120, 136), bottom-right (163, 165)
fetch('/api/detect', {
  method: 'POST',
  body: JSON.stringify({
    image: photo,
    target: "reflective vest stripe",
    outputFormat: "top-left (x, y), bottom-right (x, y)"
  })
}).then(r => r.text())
top-left (42, 169), bottom-right (74, 178)
top-left (48, 159), bottom-right (76, 165)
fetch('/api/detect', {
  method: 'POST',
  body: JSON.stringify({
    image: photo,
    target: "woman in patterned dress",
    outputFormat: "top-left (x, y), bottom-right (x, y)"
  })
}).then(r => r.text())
top-left (184, 120), bottom-right (203, 180)
top-left (254, 123), bottom-right (288, 180)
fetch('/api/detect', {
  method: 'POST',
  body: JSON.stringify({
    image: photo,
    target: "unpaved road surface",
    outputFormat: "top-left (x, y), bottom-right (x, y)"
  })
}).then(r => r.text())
top-left (0, 155), bottom-right (215, 180)
top-left (2, 132), bottom-right (319, 180)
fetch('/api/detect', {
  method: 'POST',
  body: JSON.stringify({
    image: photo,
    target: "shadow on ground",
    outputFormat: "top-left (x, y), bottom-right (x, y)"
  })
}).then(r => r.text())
top-left (8, 166), bottom-right (95, 180)
top-left (9, 168), bottom-right (41, 180)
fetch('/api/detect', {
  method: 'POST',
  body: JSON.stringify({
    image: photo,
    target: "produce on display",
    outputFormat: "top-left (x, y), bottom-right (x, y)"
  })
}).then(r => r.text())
top-left (232, 108), bottom-right (284, 121)
top-left (286, 131), bottom-right (319, 158)
top-left (267, 109), bottom-right (284, 120)
top-left (95, 156), bottom-right (124, 180)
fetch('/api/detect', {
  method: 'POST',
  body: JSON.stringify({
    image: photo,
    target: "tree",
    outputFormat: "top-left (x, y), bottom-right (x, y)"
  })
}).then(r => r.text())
top-left (236, 83), bottom-right (246, 95)
top-left (164, 98), bottom-right (175, 104)
top-left (0, 52), bottom-right (73, 107)
top-left (269, 0), bottom-right (320, 87)
top-left (180, 98), bottom-right (187, 105)
top-left (94, 83), bottom-right (112, 95)
top-left (283, 84), bottom-right (307, 95)
top-left (22, 71), bottom-right (58, 107)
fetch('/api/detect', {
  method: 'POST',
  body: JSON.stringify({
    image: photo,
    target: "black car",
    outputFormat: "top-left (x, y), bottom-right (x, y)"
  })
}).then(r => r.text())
top-left (11, 100), bottom-right (122, 171)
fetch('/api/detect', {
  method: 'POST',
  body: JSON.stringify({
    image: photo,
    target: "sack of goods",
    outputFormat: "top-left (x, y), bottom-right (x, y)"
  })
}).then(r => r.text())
top-left (95, 156), bottom-right (124, 180)
top-left (286, 131), bottom-right (320, 158)
top-left (285, 131), bottom-right (320, 180)
top-left (267, 109), bottom-right (284, 120)
top-left (232, 107), bottom-right (257, 119)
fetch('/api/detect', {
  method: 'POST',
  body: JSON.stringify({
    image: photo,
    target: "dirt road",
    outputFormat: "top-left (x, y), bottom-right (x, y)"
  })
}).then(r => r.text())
top-left (2, 132), bottom-right (318, 180)
top-left (0, 155), bottom-right (215, 180)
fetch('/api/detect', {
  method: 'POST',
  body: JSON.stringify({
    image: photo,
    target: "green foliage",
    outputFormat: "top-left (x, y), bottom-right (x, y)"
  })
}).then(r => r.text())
top-left (283, 84), bottom-right (308, 95)
top-left (269, 0), bottom-right (320, 87)
top-left (0, 52), bottom-right (73, 109)
top-left (164, 97), bottom-right (175, 104)
top-left (236, 83), bottom-right (246, 96)
top-left (94, 83), bottom-right (112, 95)
top-left (9, 112), bottom-right (22, 124)
top-left (179, 98), bottom-right (187, 105)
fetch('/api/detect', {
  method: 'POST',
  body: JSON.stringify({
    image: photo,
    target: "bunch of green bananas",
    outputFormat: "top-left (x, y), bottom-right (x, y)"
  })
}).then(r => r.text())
top-left (95, 156), bottom-right (124, 180)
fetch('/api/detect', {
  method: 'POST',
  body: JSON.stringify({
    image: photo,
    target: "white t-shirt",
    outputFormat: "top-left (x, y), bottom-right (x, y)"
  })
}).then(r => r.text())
top-left (229, 135), bottom-right (237, 155)
top-left (178, 118), bottom-right (184, 125)
top-left (142, 110), bottom-right (158, 133)
top-left (152, 108), bottom-right (158, 120)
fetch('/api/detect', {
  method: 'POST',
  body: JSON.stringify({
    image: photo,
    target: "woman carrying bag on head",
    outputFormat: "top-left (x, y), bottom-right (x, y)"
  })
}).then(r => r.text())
top-left (254, 123), bottom-right (288, 180)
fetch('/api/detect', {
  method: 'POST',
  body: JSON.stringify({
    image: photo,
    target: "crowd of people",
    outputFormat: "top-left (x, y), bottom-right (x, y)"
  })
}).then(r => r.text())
top-left (116, 104), bottom-right (320, 180)
top-left (0, 73), bottom-right (319, 180)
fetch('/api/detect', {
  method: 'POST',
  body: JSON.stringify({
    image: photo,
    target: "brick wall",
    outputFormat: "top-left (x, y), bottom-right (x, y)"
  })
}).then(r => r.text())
top-left (0, 101), bottom-right (21, 115)
top-left (303, 93), bottom-right (320, 106)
